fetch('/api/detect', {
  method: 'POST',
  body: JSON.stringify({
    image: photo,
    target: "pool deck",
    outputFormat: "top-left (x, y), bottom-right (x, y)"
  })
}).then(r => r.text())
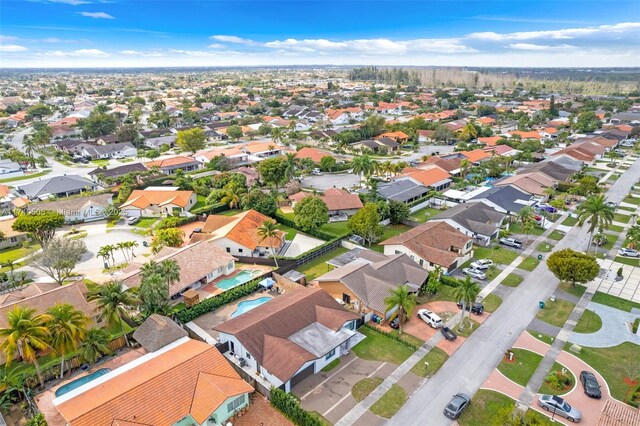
top-left (36, 347), bottom-right (147, 426)
top-left (199, 264), bottom-right (272, 298)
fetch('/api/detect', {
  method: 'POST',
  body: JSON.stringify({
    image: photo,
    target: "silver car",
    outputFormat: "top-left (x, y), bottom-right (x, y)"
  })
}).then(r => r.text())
top-left (618, 248), bottom-right (639, 257)
top-left (462, 268), bottom-right (486, 280)
top-left (538, 394), bottom-right (581, 423)
top-left (470, 259), bottom-right (494, 270)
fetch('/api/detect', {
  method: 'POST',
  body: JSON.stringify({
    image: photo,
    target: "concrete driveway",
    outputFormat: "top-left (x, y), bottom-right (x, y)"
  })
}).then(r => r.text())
top-left (300, 173), bottom-right (362, 191)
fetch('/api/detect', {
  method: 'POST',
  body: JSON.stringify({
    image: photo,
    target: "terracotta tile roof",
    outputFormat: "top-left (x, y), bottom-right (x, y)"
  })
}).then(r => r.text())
top-left (290, 190), bottom-right (362, 212)
top-left (483, 145), bottom-right (516, 156)
top-left (242, 141), bottom-right (282, 154)
top-left (424, 157), bottom-right (461, 173)
top-left (0, 185), bottom-right (11, 197)
top-left (378, 131), bottom-right (409, 141)
top-left (381, 221), bottom-right (471, 269)
top-left (215, 288), bottom-right (357, 382)
top-left (120, 189), bottom-right (194, 209)
top-left (478, 136), bottom-right (502, 146)
top-left (0, 217), bottom-right (27, 239)
top-left (597, 400), bottom-right (640, 426)
top-left (56, 339), bottom-right (253, 426)
top-left (495, 172), bottom-right (555, 195)
top-left (460, 149), bottom-right (491, 163)
top-left (200, 210), bottom-right (284, 251)
top-left (195, 147), bottom-right (245, 161)
top-left (508, 130), bottom-right (542, 140)
top-left (396, 166), bottom-right (451, 187)
top-left (476, 116), bottom-right (496, 125)
top-left (295, 147), bottom-right (333, 163)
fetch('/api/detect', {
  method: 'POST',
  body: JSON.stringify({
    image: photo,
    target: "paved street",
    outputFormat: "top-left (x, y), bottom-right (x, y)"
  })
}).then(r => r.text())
top-left (389, 156), bottom-right (640, 426)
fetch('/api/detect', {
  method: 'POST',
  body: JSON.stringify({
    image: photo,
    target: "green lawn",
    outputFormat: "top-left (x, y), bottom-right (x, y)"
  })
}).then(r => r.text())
top-left (501, 273), bottom-right (523, 288)
top-left (483, 293), bottom-right (502, 313)
top-left (428, 284), bottom-right (459, 303)
top-left (607, 223), bottom-right (625, 233)
top-left (536, 299), bottom-right (575, 327)
top-left (472, 246), bottom-right (519, 265)
top-left (574, 309), bottom-right (602, 333)
top-left (562, 216), bottom-right (579, 226)
top-left (90, 159), bottom-right (110, 167)
top-left (277, 224), bottom-right (298, 240)
top-left (539, 361), bottom-right (575, 396)
top-left (0, 244), bottom-right (41, 264)
top-left (296, 247), bottom-right (348, 281)
top-left (614, 256), bottom-right (639, 267)
top-left (220, 209), bottom-right (242, 216)
top-left (509, 222), bottom-right (545, 236)
top-left (623, 196), bottom-right (640, 205)
top-left (135, 217), bottom-right (159, 228)
top-left (528, 330), bottom-right (556, 346)
top-left (536, 242), bottom-right (554, 253)
top-left (558, 282), bottom-right (587, 298)
top-left (387, 329), bottom-right (424, 348)
top-left (410, 207), bottom-right (444, 222)
top-left (352, 377), bottom-right (383, 402)
top-left (591, 292), bottom-right (640, 312)
top-left (319, 220), bottom-right (350, 237)
top-left (613, 213), bottom-right (631, 223)
top-left (458, 389), bottom-right (515, 426)
top-left (322, 358), bottom-right (341, 372)
top-left (352, 327), bottom-right (416, 364)
top-left (497, 349), bottom-right (543, 386)
top-left (410, 347), bottom-right (449, 378)
top-left (192, 195), bottom-right (207, 210)
top-left (0, 170), bottom-right (51, 183)
top-left (568, 342), bottom-right (640, 401)
top-left (518, 256), bottom-right (540, 271)
top-left (456, 318), bottom-right (480, 338)
top-left (370, 384), bottom-right (407, 419)
top-left (548, 230), bottom-right (566, 241)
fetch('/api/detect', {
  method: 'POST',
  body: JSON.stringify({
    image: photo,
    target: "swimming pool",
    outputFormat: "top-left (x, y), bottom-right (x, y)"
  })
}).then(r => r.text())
top-left (216, 270), bottom-right (256, 291)
top-left (55, 368), bottom-right (111, 397)
top-left (231, 297), bottom-right (271, 318)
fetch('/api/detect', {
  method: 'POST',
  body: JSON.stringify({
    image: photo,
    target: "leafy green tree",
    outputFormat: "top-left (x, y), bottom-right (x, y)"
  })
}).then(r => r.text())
top-left (434, 125), bottom-right (455, 143)
top-left (574, 111), bottom-right (601, 133)
top-left (258, 157), bottom-right (288, 192)
top-left (351, 154), bottom-right (374, 180)
top-left (320, 156), bottom-right (337, 172)
top-left (31, 237), bottom-right (87, 285)
top-left (212, 172), bottom-right (246, 189)
top-left (116, 124), bottom-right (139, 143)
top-left (226, 125), bottom-right (243, 141)
top-left (384, 285), bottom-right (417, 334)
top-left (574, 176), bottom-right (601, 196)
top-left (139, 273), bottom-right (170, 316)
top-left (79, 328), bottom-right (111, 364)
top-left (13, 210), bottom-right (65, 246)
top-left (453, 275), bottom-right (480, 329)
top-left (388, 200), bottom-right (409, 224)
top-left (577, 194), bottom-right (615, 252)
top-left (459, 123), bottom-right (478, 142)
top-left (176, 127), bottom-right (206, 154)
top-left (241, 190), bottom-right (277, 217)
top-left (0, 306), bottom-right (52, 388)
top-left (27, 103), bottom-right (52, 121)
top-left (79, 112), bottom-right (118, 139)
top-left (425, 266), bottom-right (443, 294)
top-left (87, 281), bottom-right (138, 346)
top-left (220, 181), bottom-right (246, 209)
top-left (151, 228), bottom-right (184, 254)
top-left (547, 249), bottom-right (599, 287)
top-left (347, 203), bottom-right (382, 246)
top-left (257, 220), bottom-right (282, 268)
top-left (47, 304), bottom-right (88, 378)
top-left (294, 196), bottom-right (329, 231)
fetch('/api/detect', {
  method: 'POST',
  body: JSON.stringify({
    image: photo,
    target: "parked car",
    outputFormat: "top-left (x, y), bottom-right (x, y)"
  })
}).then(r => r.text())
top-left (470, 259), bottom-right (494, 270)
top-left (500, 237), bottom-right (523, 249)
top-left (443, 393), bottom-right (471, 419)
top-left (417, 309), bottom-right (443, 328)
top-left (457, 301), bottom-right (485, 315)
top-left (389, 317), bottom-right (400, 330)
top-left (312, 168), bottom-right (322, 175)
top-left (536, 204), bottom-right (557, 214)
top-left (538, 395), bottom-right (582, 423)
top-left (126, 216), bottom-right (140, 225)
top-left (348, 235), bottom-right (366, 246)
top-left (605, 201), bottom-right (617, 208)
top-left (618, 247), bottom-right (639, 257)
top-left (579, 371), bottom-right (602, 399)
top-left (440, 326), bottom-right (457, 341)
top-left (462, 268), bottom-right (486, 280)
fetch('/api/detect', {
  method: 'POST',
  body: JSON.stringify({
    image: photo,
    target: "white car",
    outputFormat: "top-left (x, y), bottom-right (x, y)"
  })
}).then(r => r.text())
top-left (417, 309), bottom-right (443, 328)
top-left (126, 216), bottom-right (140, 225)
top-left (462, 268), bottom-right (486, 280)
top-left (618, 248), bottom-right (639, 257)
top-left (470, 259), bottom-right (494, 270)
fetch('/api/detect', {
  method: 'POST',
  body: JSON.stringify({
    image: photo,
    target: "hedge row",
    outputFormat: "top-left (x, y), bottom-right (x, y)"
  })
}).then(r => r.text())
top-left (156, 215), bottom-right (199, 230)
top-left (174, 280), bottom-right (260, 323)
top-left (191, 201), bottom-right (229, 216)
top-left (440, 275), bottom-right (462, 288)
top-left (362, 324), bottom-right (419, 351)
top-left (270, 388), bottom-right (324, 426)
top-left (274, 212), bottom-right (347, 240)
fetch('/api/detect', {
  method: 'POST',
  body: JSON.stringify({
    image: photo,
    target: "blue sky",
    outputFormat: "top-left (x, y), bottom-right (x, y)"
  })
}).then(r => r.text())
top-left (1, 0), bottom-right (639, 68)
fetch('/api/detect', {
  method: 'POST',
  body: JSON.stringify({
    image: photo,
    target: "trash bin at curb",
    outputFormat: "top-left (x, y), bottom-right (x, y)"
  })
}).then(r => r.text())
top-left (539, 301), bottom-right (545, 309)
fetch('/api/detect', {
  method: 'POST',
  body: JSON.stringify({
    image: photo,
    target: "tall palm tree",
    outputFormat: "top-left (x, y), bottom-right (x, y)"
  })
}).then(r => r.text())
top-left (577, 194), bottom-right (615, 253)
top-left (140, 260), bottom-right (158, 280)
top-left (116, 242), bottom-right (129, 264)
top-left (159, 259), bottom-right (180, 293)
top-left (283, 152), bottom-right (298, 180)
top-left (459, 159), bottom-right (472, 179)
top-left (270, 127), bottom-right (284, 145)
top-left (98, 245), bottom-right (114, 268)
top-left (78, 328), bottom-right (111, 364)
top-left (0, 306), bottom-right (52, 388)
top-left (384, 285), bottom-right (417, 335)
top-left (351, 155), bottom-right (373, 183)
top-left (47, 304), bottom-right (88, 378)
top-left (22, 135), bottom-right (37, 168)
top-left (87, 281), bottom-right (138, 347)
top-left (515, 205), bottom-right (537, 241)
top-left (257, 221), bottom-right (281, 268)
top-left (453, 276), bottom-right (480, 329)
top-left (220, 182), bottom-right (246, 209)
top-left (125, 240), bottom-right (139, 261)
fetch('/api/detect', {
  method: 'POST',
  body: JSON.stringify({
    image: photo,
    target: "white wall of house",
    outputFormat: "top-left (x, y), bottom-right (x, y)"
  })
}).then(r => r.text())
top-left (210, 237), bottom-right (253, 257)
top-left (383, 241), bottom-right (474, 272)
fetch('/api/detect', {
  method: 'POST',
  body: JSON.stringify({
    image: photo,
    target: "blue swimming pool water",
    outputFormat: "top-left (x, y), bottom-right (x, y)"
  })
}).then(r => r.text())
top-left (55, 368), bottom-right (111, 397)
top-left (231, 297), bottom-right (271, 318)
top-left (216, 270), bottom-right (255, 290)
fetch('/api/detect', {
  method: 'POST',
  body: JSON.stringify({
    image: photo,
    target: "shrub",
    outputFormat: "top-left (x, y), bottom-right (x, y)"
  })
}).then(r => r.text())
top-left (270, 388), bottom-right (324, 426)
top-left (174, 280), bottom-right (260, 322)
top-left (545, 370), bottom-right (571, 390)
top-left (440, 275), bottom-right (462, 288)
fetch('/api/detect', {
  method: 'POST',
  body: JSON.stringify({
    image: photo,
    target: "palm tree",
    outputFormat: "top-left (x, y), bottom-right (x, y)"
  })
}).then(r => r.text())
top-left (98, 245), bottom-right (114, 269)
top-left (460, 159), bottom-right (472, 179)
top-left (87, 281), bottom-right (138, 347)
top-left (351, 155), bottom-right (373, 183)
top-left (270, 127), bottom-right (284, 145)
top-left (47, 304), bottom-right (88, 378)
top-left (116, 242), bottom-right (129, 264)
top-left (257, 221), bottom-right (281, 268)
top-left (159, 259), bottom-right (180, 293)
top-left (515, 206), bottom-right (537, 241)
top-left (284, 152), bottom-right (298, 180)
top-left (140, 260), bottom-right (158, 279)
top-left (453, 276), bottom-right (480, 330)
top-left (125, 240), bottom-right (139, 260)
top-left (78, 328), bottom-right (111, 364)
top-left (220, 182), bottom-right (246, 209)
top-left (0, 306), bottom-right (52, 388)
top-left (577, 194), bottom-right (615, 253)
top-left (384, 285), bottom-right (417, 335)
top-left (626, 225), bottom-right (640, 249)
top-left (0, 367), bottom-right (28, 405)
top-left (22, 135), bottom-right (37, 168)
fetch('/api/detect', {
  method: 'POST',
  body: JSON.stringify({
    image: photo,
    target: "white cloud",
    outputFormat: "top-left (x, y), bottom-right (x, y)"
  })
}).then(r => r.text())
top-left (468, 22), bottom-right (640, 41)
top-left (78, 11), bottom-right (114, 19)
top-left (210, 35), bottom-right (258, 45)
top-left (120, 50), bottom-right (163, 57)
top-left (43, 48), bottom-right (109, 57)
top-left (0, 44), bottom-right (28, 52)
top-left (508, 43), bottom-right (576, 51)
top-left (44, 0), bottom-right (92, 4)
top-left (207, 43), bottom-right (225, 49)
top-left (0, 35), bottom-right (18, 42)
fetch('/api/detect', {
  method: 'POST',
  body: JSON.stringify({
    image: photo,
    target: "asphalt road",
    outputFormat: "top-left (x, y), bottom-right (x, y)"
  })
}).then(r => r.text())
top-left (389, 157), bottom-right (640, 426)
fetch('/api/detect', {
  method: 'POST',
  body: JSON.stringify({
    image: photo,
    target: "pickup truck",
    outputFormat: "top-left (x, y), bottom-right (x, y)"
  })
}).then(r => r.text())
top-left (441, 326), bottom-right (457, 341)
top-left (499, 237), bottom-right (523, 249)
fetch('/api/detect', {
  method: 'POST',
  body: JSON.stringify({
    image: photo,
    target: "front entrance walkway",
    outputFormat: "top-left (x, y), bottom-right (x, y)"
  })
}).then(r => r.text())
top-left (569, 301), bottom-right (640, 348)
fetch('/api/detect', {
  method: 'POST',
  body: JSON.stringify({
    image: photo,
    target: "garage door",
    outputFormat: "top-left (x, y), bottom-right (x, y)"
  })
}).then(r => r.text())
top-left (290, 363), bottom-right (315, 387)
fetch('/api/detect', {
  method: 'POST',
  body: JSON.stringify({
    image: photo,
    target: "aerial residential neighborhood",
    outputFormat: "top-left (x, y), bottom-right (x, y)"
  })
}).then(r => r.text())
top-left (0, 1), bottom-right (639, 426)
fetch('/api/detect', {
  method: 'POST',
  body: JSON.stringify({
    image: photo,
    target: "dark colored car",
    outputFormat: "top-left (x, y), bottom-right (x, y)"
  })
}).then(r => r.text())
top-left (443, 393), bottom-right (470, 419)
top-left (389, 317), bottom-right (400, 330)
top-left (580, 371), bottom-right (602, 399)
top-left (457, 301), bottom-right (485, 315)
top-left (441, 326), bottom-right (457, 341)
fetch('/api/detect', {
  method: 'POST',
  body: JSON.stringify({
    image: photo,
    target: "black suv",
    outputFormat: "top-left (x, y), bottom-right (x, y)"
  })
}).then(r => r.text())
top-left (457, 301), bottom-right (484, 315)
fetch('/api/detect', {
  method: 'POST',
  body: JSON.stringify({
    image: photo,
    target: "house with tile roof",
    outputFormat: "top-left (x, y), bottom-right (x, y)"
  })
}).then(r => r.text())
top-left (88, 162), bottom-right (148, 185)
top-left (54, 337), bottom-right (253, 426)
top-left (120, 187), bottom-right (196, 217)
top-left (289, 188), bottom-right (363, 220)
top-left (429, 201), bottom-right (507, 246)
top-left (294, 146), bottom-right (334, 164)
top-left (393, 165), bottom-right (452, 191)
top-left (494, 172), bottom-right (556, 196)
top-left (467, 185), bottom-right (536, 215)
top-left (17, 176), bottom-right (101, 201)
top-left (216, 287), bottom-right (360, 392)
top-left (145, 156), bottom-right (202, 175)
top-left (380, 221), bottom-right (473, 272)
top-left (314, 251), bottom-right (428, 320)
top-left (24, 193), bottom-right (113, 224)
top-left (0, 216), bottom-right (29, 250)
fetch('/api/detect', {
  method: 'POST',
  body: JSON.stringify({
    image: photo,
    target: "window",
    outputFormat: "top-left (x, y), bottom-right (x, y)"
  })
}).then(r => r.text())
top-left (9, 237), bottom-right (17, 243)
top-left (419, 259), bottom-right (424, 266)
top-left (238, 248), bottom-right (243, 253)
top-left (395, 250), bottom-right (401, 255)
top-left (226, 394), bottom-right (246, 412)
top-left (325, 348), bottom-right (336, 360)
top-left (228, 261), bottom-right (234, 270)
top-left (226, 247), bottom-right (230, 253)
top-left (245, 352), bottom-right (251, 360)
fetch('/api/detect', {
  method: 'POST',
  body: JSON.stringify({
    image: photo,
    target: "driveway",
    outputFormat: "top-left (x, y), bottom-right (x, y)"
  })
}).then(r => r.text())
top-left (569, 301), bottom-right (640, 348)
top-left (300, 173), bottom-right (361, 191)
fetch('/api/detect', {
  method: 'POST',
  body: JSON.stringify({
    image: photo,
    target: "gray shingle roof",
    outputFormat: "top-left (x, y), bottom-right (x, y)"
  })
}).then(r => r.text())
top-left (432, 202), bottom-right (505, 236)
top-left (468, 185), bottom-right (533, 214)
top-left (376, 180), bottom-right (430, 203)
top-left (18, 175), bottom-right (99, 199)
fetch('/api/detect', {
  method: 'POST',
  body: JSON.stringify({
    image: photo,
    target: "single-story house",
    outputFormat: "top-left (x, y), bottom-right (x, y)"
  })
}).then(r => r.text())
top-left (194, 147), bottom-right (249, 168)
top-left (381, 221), bottom-right (474, 272)
top-left (294, 147), bottom-right (334, 164)
top-left (430, 201), bottom-right (507, 246)
top-left (0, 217), bottom-right (29, 250)
top-left (88, 162), bottom-right (148, 185)
top-left (24, 193), bottom-right (113, 224)
top-left (120, 187), bottom-right (196, 217)
top-left (145, 156), bottom-right (202, 175)
top-left (373, 179), bottom-right (431, 204)
top-left (467, 185), bottom-right (536, 215)
top-left (144, 134), bottom-right (176, 150)
top-left (494, 172), bottom-right (556, 197)
top-left (289, 188), bottom-right (363, 220)
top-left (394, 165), bottom-right (452, 192)
top-left (0, 159), bottom-right (23, 179)
top-left (17, 176), bottom-right (101, 200)
top-left (216, 287), bottom-right (360, 392)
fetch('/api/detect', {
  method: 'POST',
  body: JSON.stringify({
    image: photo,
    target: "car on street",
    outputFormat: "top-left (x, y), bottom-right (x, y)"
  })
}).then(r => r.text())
top-left (443, 393), bottom-right (470, 419)
top-left (538, 395), bottom-right (582, 422)
top-left (535, 204), bottom-right (557, 214)
top-left (618, 247), bottom-right (639, 257)
top-left (605, 201), bottom-right (617, 208)
top-left (312, 168), bottom-right (322, 175)
top-left (440, 326), bottom-right (457, 341)
top-left (462, 268), bottom-right (486, 280)
top-left (470, 259), bottom-right (494, 270)
top-left (457, 301), bottom-right (485, 315)
top-left (417, 309), bottom-right (443, 328)
top-left (500, 237), bottom-right (523, 249)
top-left (579, 371), bottom-right (602, 399)
top-left (126, 216), bottom-right (140, 225)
